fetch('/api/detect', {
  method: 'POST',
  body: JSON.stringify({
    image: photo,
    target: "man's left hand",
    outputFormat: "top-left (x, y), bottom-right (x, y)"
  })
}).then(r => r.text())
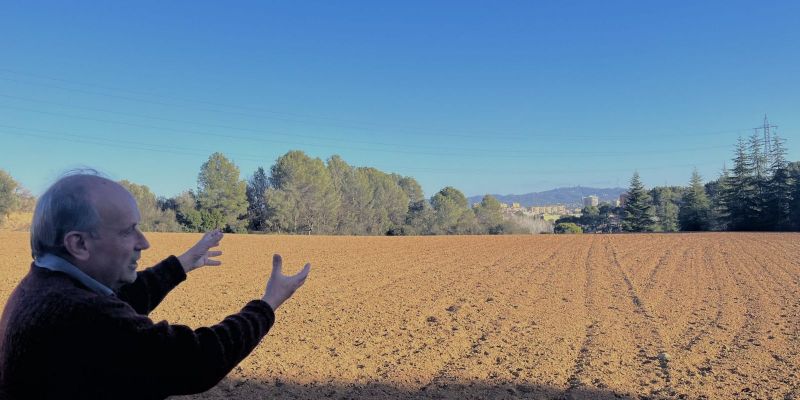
top-left (177, 229), bottom-right (224, 274)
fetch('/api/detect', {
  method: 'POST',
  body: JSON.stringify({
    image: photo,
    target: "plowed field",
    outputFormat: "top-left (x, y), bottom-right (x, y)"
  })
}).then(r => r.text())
top-left (1, 232), bottom-right (798, 399)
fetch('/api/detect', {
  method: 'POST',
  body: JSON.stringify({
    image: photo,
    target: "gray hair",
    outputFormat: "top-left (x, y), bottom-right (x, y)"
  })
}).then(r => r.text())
top-left (30, 169), bottom-right (111, 259)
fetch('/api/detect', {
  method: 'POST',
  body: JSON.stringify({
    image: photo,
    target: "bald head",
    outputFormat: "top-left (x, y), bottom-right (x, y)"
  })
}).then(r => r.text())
top-left (30, 172), bottom-right (134, 259)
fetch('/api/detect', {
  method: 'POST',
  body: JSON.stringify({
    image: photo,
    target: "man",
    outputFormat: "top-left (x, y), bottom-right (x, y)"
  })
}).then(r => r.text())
top-left (0, 172), bottom-right (311, 399)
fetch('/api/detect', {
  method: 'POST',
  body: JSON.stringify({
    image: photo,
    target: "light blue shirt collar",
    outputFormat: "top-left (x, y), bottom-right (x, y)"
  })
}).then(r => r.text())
top-left (34, 253), bottom-right (115, 296)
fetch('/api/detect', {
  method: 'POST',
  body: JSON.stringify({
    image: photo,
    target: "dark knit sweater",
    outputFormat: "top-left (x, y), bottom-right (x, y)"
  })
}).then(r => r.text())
top-left (0, 256), bottom-right (275, 400)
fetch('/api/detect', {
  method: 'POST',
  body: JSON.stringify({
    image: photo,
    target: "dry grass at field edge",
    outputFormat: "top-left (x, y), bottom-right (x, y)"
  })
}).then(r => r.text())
top-left (0, 212), bottom-right (32, 232)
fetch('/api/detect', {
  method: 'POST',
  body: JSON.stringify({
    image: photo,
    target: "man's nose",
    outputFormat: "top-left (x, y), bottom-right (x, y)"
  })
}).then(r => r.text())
top-left (136, 230), bottom-right (151, 251)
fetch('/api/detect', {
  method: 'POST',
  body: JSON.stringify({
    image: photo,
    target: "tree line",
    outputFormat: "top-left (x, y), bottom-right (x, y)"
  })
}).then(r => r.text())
top-left (556, 130), bottom-right (799, 233)
top-left (3, 128), bottom-right (797, 235)
top-left (0, 151), bottom-right (543, 235)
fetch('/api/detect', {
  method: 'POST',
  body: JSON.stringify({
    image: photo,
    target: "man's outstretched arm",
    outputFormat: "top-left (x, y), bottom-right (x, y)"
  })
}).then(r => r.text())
top-left (117, 230), bottom-right (223, 315)
top-left (94, 253), bottom-right (311, 398)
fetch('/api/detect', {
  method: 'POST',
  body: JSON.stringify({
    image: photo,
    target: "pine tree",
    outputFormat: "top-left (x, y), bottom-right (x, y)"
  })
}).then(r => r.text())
top-left (679, 169), bottom-right (711, 231)
top-left (431, 186), bottom-right (472, 234)
top-left (403, 199), bottom-right (435, 235)
top-left (197, 152), bottom-right (249, 233)
top-left (650, 186), bottom-right (682, 232)
top-left (789, 161), bottom-right (800, 230)
top-left (707, 165), bottom-right (731, 231)
top-left (475, 195), bottom-right (505, 234)
top-left (765, 134), bottom-right (793, 230)
top-left (266, 151), bottom-right (340, 234)
top-left (327, 155), bottom-right (369, 234)
top-left (246, 167), bottom-right (270, 232)
top-left (727, 137), bottom-right (756, 230)
top-left (171, 191), bottom-right (203, 232)
top-left (747, 131), bottom-right (769, 229)
top-left (358, 167), bottom-right (409, 235)
top-left (622, 172), bottom-right (655, 232)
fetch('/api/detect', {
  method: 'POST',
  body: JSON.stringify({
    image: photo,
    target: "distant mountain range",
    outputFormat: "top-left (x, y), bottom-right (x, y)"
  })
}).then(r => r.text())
top-left (467, 186), bottom-right (627, 208)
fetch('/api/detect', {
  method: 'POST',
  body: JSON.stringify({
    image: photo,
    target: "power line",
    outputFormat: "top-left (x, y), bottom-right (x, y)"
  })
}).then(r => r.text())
top-left (0, 69), bottom-right (754, 141)
top-left (1, 67), bottom-right (503, 137)
top-left (0, 93), bottom-right (750, 154)
top-left (0, 126), bottom-right (255, 160)
top-left (0, 73), bottom-right (533, 140)
top-left (0, 93), bottom-right (495, 151)
top-left (374, 161), bottom-right (725, 175)
top-left (0, 93), bottom-right (669, 154)
top-left (0, 107), bottom-right (734, 158)
top-left (0, 128), bottom-right (724, 177)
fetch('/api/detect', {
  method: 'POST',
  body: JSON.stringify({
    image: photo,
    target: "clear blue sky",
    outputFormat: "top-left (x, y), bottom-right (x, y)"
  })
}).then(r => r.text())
top-left (1, 1), bottom-right (798, 199)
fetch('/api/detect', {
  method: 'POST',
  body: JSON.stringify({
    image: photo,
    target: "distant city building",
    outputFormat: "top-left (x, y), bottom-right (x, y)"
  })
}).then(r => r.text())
top-left (499, 202), bottom-right (598, 217)
top-left (583, 195), bottom-right (599, 207)
top-left (500, 203), bottom-right (519, 216)
top-left (529, 205), bottom-right (568, 215)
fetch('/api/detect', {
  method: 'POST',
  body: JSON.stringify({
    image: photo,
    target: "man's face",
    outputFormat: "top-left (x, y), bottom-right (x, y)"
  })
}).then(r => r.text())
top-left (84, 184), bottom-right (151, 290)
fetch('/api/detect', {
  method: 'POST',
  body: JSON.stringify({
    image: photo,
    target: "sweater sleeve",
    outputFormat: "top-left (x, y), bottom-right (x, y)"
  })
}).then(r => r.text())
top-left (88, 298), bottom-right (276, 398)
top-left (116, 256), bottom-right (187, 315)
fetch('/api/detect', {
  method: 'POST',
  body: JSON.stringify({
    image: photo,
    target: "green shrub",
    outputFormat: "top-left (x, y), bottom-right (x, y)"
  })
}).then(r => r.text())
top-left (554, 222), bottom-right (583, 234)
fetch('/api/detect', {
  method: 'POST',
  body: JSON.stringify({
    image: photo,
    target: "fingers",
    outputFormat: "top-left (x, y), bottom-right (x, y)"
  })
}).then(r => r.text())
top-left (272, 254), bottom-right (283, 275)
top-left (208, 251), bottom-right (223, 257)
top-left (202, 229), bottom-right (224, 245)
top-left (294, 263), bottom-right (311, 281)
top-left (272, 255), bottom-right (310, 286)
top-left (287, 263), bottom-right (311, 291)
top-left (206, 259), bottom-right (222, 266)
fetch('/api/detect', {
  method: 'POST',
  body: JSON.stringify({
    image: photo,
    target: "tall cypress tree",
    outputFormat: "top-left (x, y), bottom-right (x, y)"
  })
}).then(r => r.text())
top-left (622, 172), bottom-right (655, 232)
top-left (679, 169), bottom-right (712, 231)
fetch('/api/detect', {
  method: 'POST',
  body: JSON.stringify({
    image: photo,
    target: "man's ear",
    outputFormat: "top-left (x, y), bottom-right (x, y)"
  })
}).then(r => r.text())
top-left (63, 231), bottom-right (91, 261)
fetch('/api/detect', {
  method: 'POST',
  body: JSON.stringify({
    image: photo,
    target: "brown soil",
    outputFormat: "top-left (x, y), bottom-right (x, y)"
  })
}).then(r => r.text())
top-left (1, 232), bottom-right (798, 399)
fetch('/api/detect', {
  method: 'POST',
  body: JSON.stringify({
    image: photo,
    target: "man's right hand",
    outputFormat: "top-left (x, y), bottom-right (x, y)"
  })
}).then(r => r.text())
top-left (262, 254), bottom-right (311, 311)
